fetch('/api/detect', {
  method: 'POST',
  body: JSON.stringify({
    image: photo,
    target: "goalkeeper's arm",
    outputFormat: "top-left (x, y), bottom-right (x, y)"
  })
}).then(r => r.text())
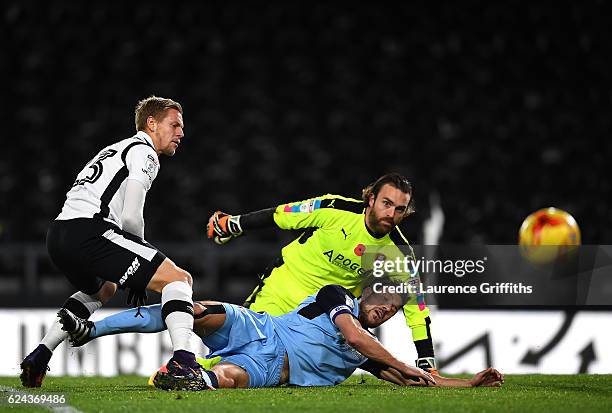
top-left (206, 208), bottom-right (275, 243)
top-left (206, 195), bottom-right (344, 242)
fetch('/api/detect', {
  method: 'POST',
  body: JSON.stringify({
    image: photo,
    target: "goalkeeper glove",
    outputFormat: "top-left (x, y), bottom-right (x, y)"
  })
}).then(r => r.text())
top-left (206, 211), bottom-right (243, 245)
top-left (416, 357), bottom-right (439, 375)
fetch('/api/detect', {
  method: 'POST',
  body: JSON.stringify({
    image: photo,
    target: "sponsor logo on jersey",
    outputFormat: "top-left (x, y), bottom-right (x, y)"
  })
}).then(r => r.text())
top-left (341, 228), bottom-right (350, 240)
top-left (299, 202), bottom-right (311, 213)
top-left (329, 305), bottom-right (351, 321)
top-left (119, 257), bottom-right (140, 286)
top-left (345, 295), bottom-right (355, 308)
top-left (283, 199), bottom-right (322, 213)
top-left (142, 156), bottom-right (158, 181)
top-left (322, 249), bottom-right (366, 275)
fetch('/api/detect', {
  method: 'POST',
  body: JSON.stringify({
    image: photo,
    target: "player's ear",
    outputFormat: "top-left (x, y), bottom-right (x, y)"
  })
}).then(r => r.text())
top-left (146, 115), bottom-right (157, 133)
top-left (368, 193), bottom-right (375, 208)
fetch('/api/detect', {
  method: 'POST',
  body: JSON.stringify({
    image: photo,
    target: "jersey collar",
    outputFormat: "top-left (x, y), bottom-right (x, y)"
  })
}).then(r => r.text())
top-left (135, 131), bottom-right (156, 151)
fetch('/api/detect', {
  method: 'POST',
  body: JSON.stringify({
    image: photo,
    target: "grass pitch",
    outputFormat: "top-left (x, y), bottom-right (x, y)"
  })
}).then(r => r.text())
top-left (1, 375), bottom-right (611, 413)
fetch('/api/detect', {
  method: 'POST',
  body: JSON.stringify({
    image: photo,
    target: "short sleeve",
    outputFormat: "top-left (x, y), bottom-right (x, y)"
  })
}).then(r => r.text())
top-left (125, 145), bottom-right (159, 191)
top-left (315, 285), bottom-right (356, 324)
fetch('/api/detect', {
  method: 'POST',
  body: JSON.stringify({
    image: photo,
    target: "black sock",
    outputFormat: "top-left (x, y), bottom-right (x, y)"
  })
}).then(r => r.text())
top-left (205, 370), bottom-right (219, 388)
top-left (63, 297), bottom-right (92, 319)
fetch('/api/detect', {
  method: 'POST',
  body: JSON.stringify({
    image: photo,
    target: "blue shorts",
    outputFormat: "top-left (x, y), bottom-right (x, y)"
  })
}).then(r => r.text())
top-left (202, 303), bottom-right (286, 388)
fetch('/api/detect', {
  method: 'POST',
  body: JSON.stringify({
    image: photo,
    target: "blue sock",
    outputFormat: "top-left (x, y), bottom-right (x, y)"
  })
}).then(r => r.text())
top-left (91, 304), bottom-right (166, 338)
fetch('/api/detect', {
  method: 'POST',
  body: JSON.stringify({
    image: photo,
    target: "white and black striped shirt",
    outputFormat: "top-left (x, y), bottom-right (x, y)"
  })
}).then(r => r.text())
top-left (56, 131), bottom-right (160, 230)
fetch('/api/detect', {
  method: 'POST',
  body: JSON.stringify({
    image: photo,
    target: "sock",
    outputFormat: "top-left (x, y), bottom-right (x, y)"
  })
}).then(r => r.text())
top-left (40, 318), bottom-right (68, 352)
top-left (31, 344), bottom-right (53, 366)
top-left (204, 370), bottom-right (218, 388)
top-left (92, 305), bottom-right (165, 338)
top-left (161, 281), bottom-right (195, 356)
top-left (40, 291), bottom-right (103, 352)
top-left (65, 291), bottom-right (104, 318)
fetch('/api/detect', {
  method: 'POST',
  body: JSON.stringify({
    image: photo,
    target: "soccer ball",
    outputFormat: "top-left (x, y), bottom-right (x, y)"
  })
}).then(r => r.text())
top-left (518, 207), bottom-right (581, 264)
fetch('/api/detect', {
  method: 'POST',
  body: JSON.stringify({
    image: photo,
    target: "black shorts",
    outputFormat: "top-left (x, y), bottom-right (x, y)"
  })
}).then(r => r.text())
top-left (46, 218), bottom-right (166, 295)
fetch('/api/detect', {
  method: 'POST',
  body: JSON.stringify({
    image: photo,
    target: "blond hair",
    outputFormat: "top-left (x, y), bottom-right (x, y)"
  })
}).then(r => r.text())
top-left (134, 96), bottom-right (183, 132)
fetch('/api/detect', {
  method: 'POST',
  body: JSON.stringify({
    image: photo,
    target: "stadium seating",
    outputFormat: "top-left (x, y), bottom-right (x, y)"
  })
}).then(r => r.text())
top-left (1, 2), bottom-right (609, 305)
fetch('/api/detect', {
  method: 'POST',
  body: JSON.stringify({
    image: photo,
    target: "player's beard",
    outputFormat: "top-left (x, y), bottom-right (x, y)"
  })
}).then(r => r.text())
top-left (366, 208), bottom-right (395, 237)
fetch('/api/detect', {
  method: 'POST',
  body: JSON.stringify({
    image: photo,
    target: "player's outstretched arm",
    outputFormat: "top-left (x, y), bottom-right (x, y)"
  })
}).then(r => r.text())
top-left (206, 195), bottom-right (353, 243)
top-left (361, 360), bottom-right (503, 388)
top-left (430, 368), bottom-right (504, 387)
top-left (398, 367), bottom-right (503, 387)
top-left (206, 208), bottom-right (275, 244)
top-left (334, 313), bottom-right (436, 385)
top-left (360, 361), bottom-right (430, 386)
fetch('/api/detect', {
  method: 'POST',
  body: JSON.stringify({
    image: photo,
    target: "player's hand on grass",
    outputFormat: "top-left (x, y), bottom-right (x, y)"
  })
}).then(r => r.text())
top-left (206, 211), bottom-right (243, 245)
top-left (400, 363), bottom-right (437, 386)
top-left (468, 367), bottom-right (504, 387)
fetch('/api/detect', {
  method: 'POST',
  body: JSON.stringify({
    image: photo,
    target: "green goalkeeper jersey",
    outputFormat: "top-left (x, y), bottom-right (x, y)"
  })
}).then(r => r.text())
top-left (245, 194), bottom-right (431, 342)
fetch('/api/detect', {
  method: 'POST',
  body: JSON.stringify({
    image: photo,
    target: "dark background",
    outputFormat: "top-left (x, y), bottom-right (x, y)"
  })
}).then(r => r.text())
top-left (1, 1), bottom-right (610, 304)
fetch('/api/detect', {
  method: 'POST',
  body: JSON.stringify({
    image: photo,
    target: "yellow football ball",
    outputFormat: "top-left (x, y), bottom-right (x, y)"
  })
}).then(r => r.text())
top-left (518, 207), bottom-right (581, 264)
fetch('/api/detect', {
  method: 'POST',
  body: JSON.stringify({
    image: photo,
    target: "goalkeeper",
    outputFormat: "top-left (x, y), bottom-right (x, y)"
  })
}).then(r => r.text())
top-left (207, 173), bottom-right (437, 373)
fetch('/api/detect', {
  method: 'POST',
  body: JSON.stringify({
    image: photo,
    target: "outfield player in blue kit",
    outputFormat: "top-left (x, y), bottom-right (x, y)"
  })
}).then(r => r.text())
top-left (59, 279), bottom-right (504, 390)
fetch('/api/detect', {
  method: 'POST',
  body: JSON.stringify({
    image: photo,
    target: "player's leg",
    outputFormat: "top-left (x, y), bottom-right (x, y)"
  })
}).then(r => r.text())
top-left (143, 258), bottom-right (204, 385)
top-left (192, 301), bottom-right (227, 338)
top-left (58, 303), bottom-right (166, 347)
top-left (152, 301), bottom-right (228, 391)
top-left (49, 282), bottom-right (117, 345)
top-left (21, 219), bottom-right (119, 387)
top-left (59, 300), bottom-right (220, 348)
top-left (156, 360), bottom-right (264, 389)
top-left (209, 363), bottom-right (249, 388)
top-left (156, 303), bottom-right (286, 390)
top-left (67, 222), bottom-right (201, 389)
top-left (20, 281), bottom-right (117, 387)
top-left (208, 353), bottom-right (289, 388)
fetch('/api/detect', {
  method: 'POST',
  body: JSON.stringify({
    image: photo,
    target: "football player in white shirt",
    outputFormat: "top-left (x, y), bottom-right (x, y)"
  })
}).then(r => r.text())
top-left (21, 96), bottom-right (211, 391)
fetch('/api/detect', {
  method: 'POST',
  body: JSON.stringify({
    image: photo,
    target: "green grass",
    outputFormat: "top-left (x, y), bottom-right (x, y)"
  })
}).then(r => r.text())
top-left (1, 375), bottom-right (611, 413)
